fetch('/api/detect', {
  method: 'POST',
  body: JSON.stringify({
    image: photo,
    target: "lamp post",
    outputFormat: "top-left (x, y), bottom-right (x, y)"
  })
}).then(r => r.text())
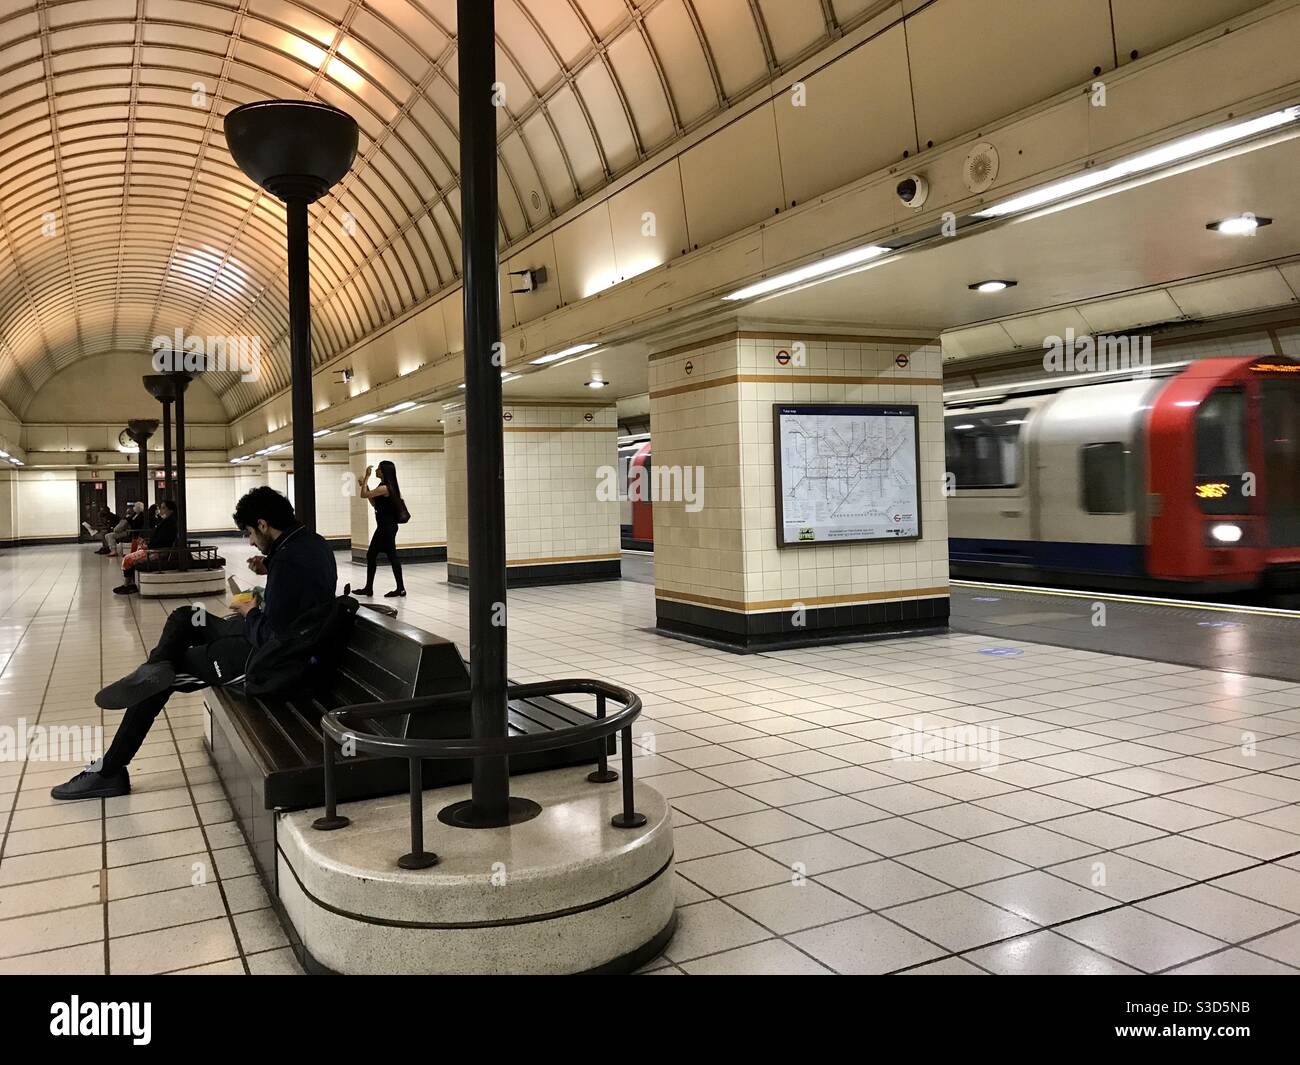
top-left (434, 0), bottom-right (539, 831)
top-left (144, 373), bottom-right (193, 568)
top-left (223, 100), bottom-right (358, 531)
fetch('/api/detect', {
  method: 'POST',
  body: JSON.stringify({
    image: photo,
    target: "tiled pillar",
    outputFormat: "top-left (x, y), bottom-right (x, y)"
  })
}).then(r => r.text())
top-left (444, 401), bottom-right (620, 586)
top-left (348, 431), bottom-right (446, 566)
top-left (649, 327), bottom-right (949, 650)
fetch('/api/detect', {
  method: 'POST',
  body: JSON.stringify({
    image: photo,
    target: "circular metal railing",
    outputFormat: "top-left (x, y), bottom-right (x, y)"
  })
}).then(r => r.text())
top-left (312, 679), bottom-right (645, 869)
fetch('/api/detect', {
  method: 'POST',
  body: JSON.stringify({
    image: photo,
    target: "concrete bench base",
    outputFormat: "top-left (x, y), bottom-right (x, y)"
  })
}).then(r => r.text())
top-left (138, 567), bottom-right (227, 598)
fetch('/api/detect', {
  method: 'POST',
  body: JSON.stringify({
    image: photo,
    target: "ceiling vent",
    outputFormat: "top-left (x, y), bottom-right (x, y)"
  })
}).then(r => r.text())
top-left (963, 142), bottom-right (999, 194)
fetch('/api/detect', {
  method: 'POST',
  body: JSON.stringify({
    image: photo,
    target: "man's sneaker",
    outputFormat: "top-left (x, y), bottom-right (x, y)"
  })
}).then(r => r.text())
top-left (113, 584), bottom-right (138, 595)
top-left (95, 661), bottom-right (175, 709)
top-left (51, 766), bottom-right (130, 801)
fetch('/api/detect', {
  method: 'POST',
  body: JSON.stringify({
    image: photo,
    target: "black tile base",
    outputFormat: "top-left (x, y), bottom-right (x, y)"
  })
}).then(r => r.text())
top-left (656, 595), bottom-right (950, 652)
top-left (448, 558), bottom-right (621, 587)
top-left (350, 544), bottom-right (447, 565)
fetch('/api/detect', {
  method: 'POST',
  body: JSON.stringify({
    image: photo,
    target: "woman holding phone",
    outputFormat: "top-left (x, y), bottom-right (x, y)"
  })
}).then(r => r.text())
top-left (355, 459), bottom-right (407, 598)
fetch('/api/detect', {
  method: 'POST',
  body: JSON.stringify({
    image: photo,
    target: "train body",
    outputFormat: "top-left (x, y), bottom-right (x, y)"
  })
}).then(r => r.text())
top-left (946, 355), bottom-right (1300, 592)
top-left (621, 355), bottom-right (1300, 594)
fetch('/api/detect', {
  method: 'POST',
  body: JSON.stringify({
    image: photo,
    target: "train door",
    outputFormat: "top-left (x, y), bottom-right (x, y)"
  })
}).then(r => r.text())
top-left (78, 481), bottom-right (107, 541)
top-left (945, 403), bottom-right (1036, 562)
top-left (1034, 380), bottom-right (1157, 575)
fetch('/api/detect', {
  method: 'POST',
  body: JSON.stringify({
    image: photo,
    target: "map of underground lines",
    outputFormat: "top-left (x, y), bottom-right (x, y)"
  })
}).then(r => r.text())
top-left (775, 404), bottom-right (921, 544)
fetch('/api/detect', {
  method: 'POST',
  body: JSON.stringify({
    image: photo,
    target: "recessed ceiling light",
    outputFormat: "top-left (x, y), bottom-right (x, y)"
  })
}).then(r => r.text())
top-left (350, 413), bottom-right (379, 424)
top-left (1206, 214), bottom-right (1272, 235)
top-left (313, 428), bottom-right (331, 437)
top-left (530, 342), bottom-right (597, 365)
top-left (969, 280), bottom-right (1017, 293)
top-left (383, 401), bottom-right (417, 413)
top-left (585, 378), bottom-right (609, 389)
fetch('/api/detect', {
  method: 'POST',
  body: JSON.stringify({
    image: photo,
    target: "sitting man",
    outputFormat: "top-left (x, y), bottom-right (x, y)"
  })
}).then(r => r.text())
top-left (53, 486), bottom-right (338, 800)
top-left (99, 503), bottom-right (141, 557)
top-left (113, 499), bottom-right (178, 595)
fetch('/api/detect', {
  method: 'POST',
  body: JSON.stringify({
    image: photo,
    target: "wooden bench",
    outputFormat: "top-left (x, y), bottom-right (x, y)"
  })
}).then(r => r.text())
top-left (203, 610), bottom-right (608, 884)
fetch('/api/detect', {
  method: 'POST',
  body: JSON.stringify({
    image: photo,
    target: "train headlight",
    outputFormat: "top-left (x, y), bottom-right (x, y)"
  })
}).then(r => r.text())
top-left (1210, 523), bottom-right (1243, 544)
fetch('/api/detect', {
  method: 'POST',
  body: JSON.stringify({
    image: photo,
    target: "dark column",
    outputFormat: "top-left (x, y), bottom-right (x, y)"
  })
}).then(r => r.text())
top-left (161, 399), bottom-right (173, 499)
top-left (127, 420), bottom-right (158, 516)
top-left (286, 198), bottom-right (314, 525)
top-left (459, 0), bottom-right (511, 824)
top-left (172, 374), bottom-right (192, 570)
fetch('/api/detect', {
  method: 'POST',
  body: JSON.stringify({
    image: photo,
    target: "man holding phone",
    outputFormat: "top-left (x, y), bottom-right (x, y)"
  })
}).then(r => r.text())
top-left (51, 486), bottom-right (337, 800)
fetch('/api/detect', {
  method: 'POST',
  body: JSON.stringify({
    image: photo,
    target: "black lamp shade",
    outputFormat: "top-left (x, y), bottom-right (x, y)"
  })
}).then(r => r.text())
top-left (224, 100), bottom-right (358, 203)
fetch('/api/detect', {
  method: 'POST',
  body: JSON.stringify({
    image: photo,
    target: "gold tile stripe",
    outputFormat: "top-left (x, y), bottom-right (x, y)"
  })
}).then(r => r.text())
top-left (501, 399), bottom-right (617, 409)
top-left (447, 552), bottom-right (621, 567)
top-left (650, 372), bottom-right (942, 400)
top-left (502, 425), bottom-right (613, 433)
top-left (649, 329), bottom-right (939, 362)
top-left (354, 448), bottom-right (445, 454)
top-left (655, 585), bottom-right (950, 612)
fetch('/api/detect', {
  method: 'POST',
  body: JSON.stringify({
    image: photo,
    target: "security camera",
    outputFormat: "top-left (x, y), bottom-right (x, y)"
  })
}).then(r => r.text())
top-left (896, 174), bottom-right (929, 209)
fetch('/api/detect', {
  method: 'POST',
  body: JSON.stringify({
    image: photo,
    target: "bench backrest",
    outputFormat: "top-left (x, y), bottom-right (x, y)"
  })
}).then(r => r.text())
top-left (329, 611), bottom-right (470, 737)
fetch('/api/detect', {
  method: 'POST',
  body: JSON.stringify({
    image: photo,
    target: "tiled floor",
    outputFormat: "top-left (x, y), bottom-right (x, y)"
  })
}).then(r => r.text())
top-left (2, 544), bottom-right (1299, 975)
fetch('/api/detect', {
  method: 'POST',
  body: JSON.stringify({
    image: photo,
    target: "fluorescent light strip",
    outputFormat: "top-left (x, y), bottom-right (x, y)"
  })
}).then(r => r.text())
top-left (723, 244), bottom-right (891, 301)
top-left (530, 342), bottom-right (597, 365)
top-left (384, 401), bottom-right (416, 413)
top-left (975, 105), bottom-right (1300, 219)
top-left (350, 413), bottom-right (379, 424)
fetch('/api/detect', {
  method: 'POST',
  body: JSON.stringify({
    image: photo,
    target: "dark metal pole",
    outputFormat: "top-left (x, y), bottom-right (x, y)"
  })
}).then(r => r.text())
top-left (161, 399), bottom-right (173, 499)
top-left (459, 0), bottom-right (510, 823)
top-left (135, 431), bottom-right (150, 512)
top-left (174, 381), bottom-right (189, 571)
top-left (286, 197), bottom-right (316, 530)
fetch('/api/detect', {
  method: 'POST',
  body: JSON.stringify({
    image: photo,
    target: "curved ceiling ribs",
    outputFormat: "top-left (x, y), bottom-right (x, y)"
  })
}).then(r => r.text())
top-left (0, 0), bottom-right (852, 420)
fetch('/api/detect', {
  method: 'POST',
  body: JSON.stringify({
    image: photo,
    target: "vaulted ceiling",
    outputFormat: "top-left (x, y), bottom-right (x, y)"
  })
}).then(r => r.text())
top-left (0, 0), bottom-right (887, 420)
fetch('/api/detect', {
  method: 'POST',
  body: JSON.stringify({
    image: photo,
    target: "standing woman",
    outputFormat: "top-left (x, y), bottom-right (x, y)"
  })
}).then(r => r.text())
top-left (355, 459), bottom-right (407, 598)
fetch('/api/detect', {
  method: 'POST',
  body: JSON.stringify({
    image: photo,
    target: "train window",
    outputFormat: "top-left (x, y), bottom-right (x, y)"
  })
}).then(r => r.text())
top-left (944, 408), bottom-right (1029, 488)
top-left (1080, 442), bottom-right (1130, 514)
top-left (1195, 388), bottom-right (1248, 514)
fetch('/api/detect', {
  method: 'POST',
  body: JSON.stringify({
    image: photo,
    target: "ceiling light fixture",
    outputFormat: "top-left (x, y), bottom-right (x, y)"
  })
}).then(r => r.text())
top-left (384, 401), bottom-right (417, 413)
top-left (968, 280), bottom-right (1017, 293)
top-left (974, 105), bottom-right (1300, 220)
top-left (350, 413), bottom-right (379, 424)
top-left (585, 377), bottom-right (609, 389)
top-left (313, 428), bottom-right (331, 437)
top-left (1206, 213), bottom-right (1272, 235)
top-left (723, 244), bottom-right (891, 301)
top-left (530, 342), bottom-right (597, 365)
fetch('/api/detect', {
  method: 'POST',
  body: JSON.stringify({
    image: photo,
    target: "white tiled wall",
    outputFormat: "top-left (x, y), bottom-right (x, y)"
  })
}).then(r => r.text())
top-left (444, 404), bottom-right (620, 566)
top-left (650, 330), bottom-right (949, 611)
top-left (15, 470), bottom-right (79, 540)
top-left (349, 432), bottom-right (446, 551)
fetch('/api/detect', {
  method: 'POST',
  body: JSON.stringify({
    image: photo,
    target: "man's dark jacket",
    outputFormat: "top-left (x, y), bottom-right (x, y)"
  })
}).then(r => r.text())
top-left (147, 514), bottom-right (177, 549)
top-left (244, 523), bottom-right (337, 648)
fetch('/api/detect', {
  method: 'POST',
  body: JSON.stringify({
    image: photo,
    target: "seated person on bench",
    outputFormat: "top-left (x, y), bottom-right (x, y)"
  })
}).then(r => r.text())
top-left (113, 499), bottom-right (178, 595)
top-left (97, 503), bottom-right (140, 557)
top-left (53, 486), bottom-right (338, 800)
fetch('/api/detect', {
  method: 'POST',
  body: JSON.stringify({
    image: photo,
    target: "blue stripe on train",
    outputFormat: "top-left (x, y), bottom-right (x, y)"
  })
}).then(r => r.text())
top-left (949, 537), bottom-right (1145, 576)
